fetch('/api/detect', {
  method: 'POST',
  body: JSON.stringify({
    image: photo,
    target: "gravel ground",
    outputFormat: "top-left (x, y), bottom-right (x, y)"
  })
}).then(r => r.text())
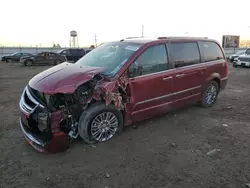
top-left (0, 62), bottom-right (250, 188)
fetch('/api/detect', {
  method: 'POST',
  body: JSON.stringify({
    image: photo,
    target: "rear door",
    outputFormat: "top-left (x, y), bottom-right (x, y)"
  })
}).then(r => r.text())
top-left (47, 52), bottom-right (56, 64)
top-left (35, 52), bottom-right (47, 64)
top-left (128, 44), bottom-right (175, 122)
top-left (169, 41), bottom-right (205, 106)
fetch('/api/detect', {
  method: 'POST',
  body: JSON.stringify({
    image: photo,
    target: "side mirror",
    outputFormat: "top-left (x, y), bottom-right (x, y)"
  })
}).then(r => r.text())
top-left (128, 62), bottom-right (143, 78)
top-left (128, 66), bottom-right (137, 78)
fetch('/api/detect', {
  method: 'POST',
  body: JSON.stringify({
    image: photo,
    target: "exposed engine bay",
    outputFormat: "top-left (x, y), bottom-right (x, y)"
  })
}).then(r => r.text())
top-left (28, 73), bottom-right (128, 142)
top-left (43, 76), bottom-right (101, 139)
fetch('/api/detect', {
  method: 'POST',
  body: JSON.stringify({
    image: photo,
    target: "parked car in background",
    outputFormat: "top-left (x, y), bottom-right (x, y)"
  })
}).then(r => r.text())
top-left (19, 36), bottom-right (228, 153)
top-left (0, 52), bottom-right (33, 62)
top-left (233, 48), bottom-right (250, 67)
top-left (85, 49), bottom-right (92, 54)
top-left (228, 50), bottom-right (246, 62)
top-left (57, 48), bottom-right (86, 62)
top-left (20, 52), bottom-right (67, 66)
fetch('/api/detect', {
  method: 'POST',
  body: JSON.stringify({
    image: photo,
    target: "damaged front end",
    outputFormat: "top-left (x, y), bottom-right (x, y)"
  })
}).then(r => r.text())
top-left (19, 61), bottom-right (131, 153)
top-left (19, 75), bottom-right (101, 153)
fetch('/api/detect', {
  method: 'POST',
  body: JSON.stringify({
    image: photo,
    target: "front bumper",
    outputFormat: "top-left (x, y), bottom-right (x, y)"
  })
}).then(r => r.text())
top-left (220, 77), bottom-right (228, 90)
top-left (20, 117), bottom-right (46, 152)
top-left (19, 86), bottom-right (70, 153)
top-left (20, 117), bottom-right (69, 153)
top-left (234, 60), bottom-right (250, 67)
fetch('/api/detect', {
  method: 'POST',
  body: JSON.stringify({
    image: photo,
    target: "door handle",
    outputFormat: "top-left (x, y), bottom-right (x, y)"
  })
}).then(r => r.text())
top-left (162, 76), bottom-right (173, 81)
top-left (176, 74), bottom-right (185, 78)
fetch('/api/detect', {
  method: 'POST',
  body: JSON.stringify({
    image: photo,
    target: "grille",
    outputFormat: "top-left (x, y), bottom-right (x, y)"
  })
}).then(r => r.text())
top-left (19, 86), bottom-right (45, 115)
top-left (238, 57), bottom-right (250, 62)
top-left (28, 86), bottom-right (46, 105)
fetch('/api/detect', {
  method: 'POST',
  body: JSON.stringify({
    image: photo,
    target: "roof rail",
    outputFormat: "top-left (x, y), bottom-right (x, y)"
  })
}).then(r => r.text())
top-left (158, 36), bottom-right (209, 40)
top-left (157, 37), bottom-right (168, 39)
top-left (126, 37), bottom-right (142, 39)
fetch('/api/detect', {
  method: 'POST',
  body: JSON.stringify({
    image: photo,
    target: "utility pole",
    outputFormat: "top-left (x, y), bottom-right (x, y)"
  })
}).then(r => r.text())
top-left (94, 34), bottom-right (97, 47)
top-left (141, 25), bottom-right (144, 38)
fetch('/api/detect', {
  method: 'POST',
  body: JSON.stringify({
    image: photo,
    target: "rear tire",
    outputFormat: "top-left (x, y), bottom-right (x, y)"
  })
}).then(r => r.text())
top-left (78, 103), bottom-right (123, 144)
top-left (25, 60), bottom-right (33, 66)
top-left (200, 81), bottom-right (219, 108)
top-left (54, 59), bottom-right (61, 65)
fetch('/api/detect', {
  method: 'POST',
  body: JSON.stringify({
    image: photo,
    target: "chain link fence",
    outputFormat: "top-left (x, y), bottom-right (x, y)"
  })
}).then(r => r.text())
top-left (0, 46), bottom-right (248, 58)
top-left (0, 46), bottom-right (92, 57)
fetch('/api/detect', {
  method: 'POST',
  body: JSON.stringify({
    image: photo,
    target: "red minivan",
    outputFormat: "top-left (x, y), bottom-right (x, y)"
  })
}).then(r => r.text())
top-left (19, 37), bottom-right (228, 153)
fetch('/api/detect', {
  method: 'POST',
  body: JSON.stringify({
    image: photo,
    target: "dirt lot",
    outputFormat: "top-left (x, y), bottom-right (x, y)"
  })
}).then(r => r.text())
top-left (0, 62), bottom-right (250, 188)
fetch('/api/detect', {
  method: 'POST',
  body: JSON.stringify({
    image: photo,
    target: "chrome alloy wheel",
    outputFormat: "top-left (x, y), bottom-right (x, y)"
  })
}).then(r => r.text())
top-left (205, 85), bottom-right (217, 105)
top-left (90, 112), bottom-right (119, 142)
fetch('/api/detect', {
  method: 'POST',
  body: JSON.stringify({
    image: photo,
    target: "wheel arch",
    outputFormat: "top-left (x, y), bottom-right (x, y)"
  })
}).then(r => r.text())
top-left (25, 59), bottom-right (34, 64)
top-left (205, 73), bottom-right (221, 89)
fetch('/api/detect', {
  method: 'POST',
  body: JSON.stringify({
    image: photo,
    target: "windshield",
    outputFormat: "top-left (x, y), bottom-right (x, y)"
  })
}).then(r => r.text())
top-left (75, 42), bottom-right (142, 76)
top-left (11, 52), bottom-right (19, 56)
top-left (245, 49), bottom-right (250, 55)
top-left (57, 49), bottom-right (64, 54)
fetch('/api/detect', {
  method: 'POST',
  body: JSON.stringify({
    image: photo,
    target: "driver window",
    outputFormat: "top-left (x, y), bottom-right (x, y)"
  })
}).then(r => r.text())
top-left (128, 44), bottom-right (168, 78)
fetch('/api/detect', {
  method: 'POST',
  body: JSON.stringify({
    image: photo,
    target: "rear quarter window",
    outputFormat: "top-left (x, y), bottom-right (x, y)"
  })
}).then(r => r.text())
top-left (199, 41), bottom-right (224, 62)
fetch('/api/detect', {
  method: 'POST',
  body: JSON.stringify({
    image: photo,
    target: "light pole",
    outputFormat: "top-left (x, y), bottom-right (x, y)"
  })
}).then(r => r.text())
top-left (94, 34), bottom-right (97, 47)
top-left (141, 25), bottom-right (144, 38)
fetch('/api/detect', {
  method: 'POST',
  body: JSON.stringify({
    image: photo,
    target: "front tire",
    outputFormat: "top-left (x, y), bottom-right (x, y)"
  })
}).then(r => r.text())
top-left (200, 81), bottom-right (219, 108)
top-left (233, 63), bottom-right (238, 68)
top-left (78, 103), bottom-right (123, 144)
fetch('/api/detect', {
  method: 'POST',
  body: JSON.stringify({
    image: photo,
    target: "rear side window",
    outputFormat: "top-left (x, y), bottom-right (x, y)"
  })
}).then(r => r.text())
top-left (49, 53), bottom-right (57, 56)
top-left (170, 42), bottom-right (200, 68)
top-left (199, 41), bottom-right (224, 62)
top-left (78, 49), bottom-right (86, 55)
top-left (60, 50), bottom-right (68, 55)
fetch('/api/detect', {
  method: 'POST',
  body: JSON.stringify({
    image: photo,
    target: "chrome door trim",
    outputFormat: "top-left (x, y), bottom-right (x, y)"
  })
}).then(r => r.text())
top-left (136, 85), bottom-right (201, 105)
top-left (175, 74), bottom-right (185, 78)
top-left (162, 76), bottom-right (173, 80)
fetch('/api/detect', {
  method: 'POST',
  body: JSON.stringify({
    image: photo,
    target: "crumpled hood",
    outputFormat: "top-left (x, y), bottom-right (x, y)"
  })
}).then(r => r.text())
top-left (29, 62), bottom-right (105, 94)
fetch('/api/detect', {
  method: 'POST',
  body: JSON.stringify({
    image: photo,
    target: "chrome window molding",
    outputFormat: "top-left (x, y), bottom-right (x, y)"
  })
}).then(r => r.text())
top-left (129, 59), bottom-right (226, 80)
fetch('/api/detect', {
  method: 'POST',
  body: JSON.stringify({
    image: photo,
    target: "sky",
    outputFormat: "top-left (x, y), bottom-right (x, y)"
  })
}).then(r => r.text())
top-left (0, 0), bottom-right (250, 47)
